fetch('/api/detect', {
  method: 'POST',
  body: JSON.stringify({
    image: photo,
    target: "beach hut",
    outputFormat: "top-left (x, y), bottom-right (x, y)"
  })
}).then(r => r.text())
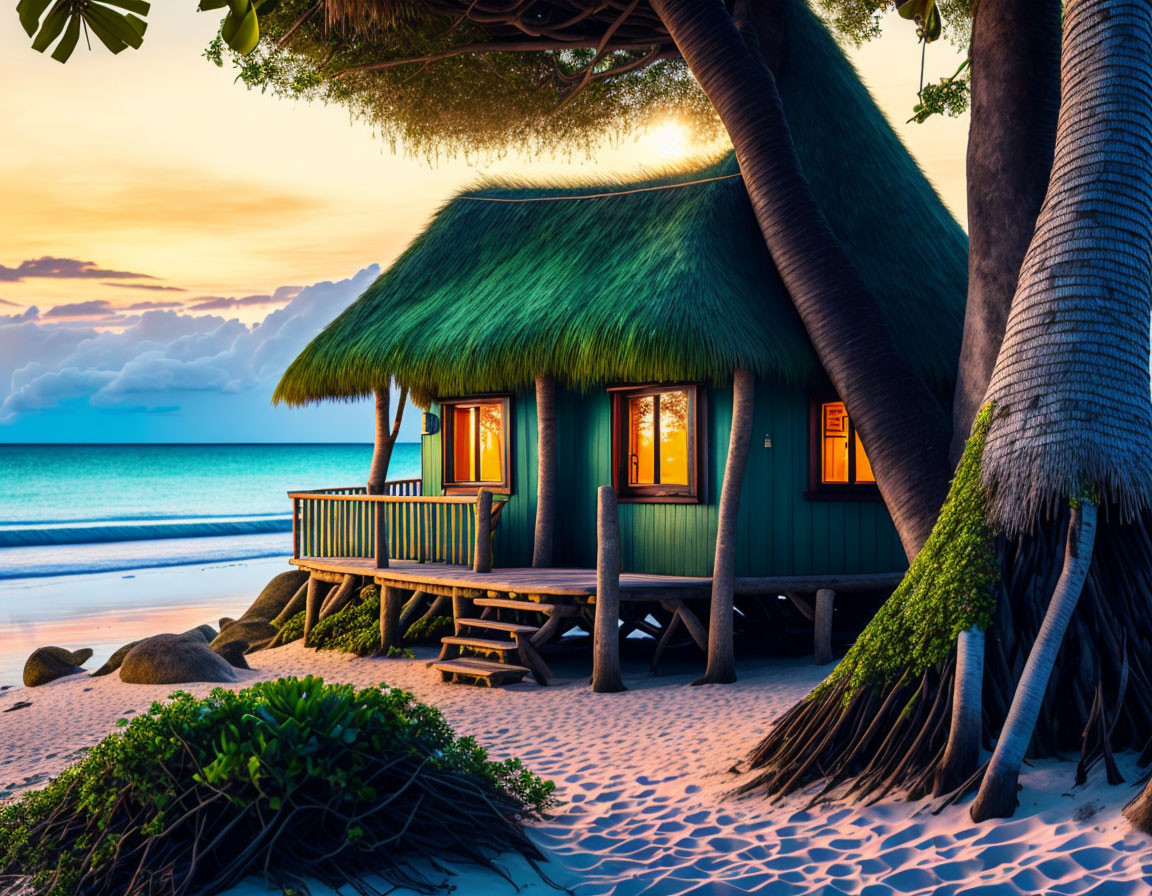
top-left (274, 146), bottom-right (966, 685)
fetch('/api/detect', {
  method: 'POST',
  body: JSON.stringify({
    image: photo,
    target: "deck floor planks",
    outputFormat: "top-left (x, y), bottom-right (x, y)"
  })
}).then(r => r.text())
top-left (291, 557), bottom-right (902, 603)
top-left (291, 556), bottom-right (713, 600)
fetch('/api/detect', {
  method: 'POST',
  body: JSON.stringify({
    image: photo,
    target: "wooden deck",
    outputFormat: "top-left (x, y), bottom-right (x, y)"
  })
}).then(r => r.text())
top-left (291, 556), bottom-right (713, 601)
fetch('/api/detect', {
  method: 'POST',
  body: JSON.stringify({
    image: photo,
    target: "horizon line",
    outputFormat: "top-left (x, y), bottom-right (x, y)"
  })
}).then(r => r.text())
top-left (0, 441), bottom-right (423, 447)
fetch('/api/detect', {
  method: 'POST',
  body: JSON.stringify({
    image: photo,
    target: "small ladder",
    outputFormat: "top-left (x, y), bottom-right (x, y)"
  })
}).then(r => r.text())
top-left (434, 596), bottom-right (555, 686)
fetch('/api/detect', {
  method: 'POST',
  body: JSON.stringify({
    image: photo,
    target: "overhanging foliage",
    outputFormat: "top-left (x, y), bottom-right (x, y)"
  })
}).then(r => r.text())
top-left (275, 2), bottom-right (968, 408)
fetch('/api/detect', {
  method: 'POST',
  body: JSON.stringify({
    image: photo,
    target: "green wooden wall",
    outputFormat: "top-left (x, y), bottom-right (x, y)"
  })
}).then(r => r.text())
top-left (422, 382), bottom-right (908, 577)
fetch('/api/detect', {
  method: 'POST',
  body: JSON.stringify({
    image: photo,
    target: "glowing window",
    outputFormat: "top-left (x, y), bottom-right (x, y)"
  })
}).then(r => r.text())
top-left (818, 401), bottom-right (874, 486)
top-left (444, 398), bottom-right (508, 488)
top-left (614, 385), bottom-right (699, 501)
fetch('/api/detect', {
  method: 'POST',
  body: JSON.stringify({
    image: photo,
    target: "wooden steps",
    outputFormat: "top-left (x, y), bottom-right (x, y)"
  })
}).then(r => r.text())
top-left (436, 594), bottom-right (557, 688)
top-left (473, 597), bottom-right (555, 613)
top-left (455, 618), bottom-right (539, 635)
top-left (440, 635), bottom-right (521, 657)
top-left (434, 657), bottom-right (530, 687)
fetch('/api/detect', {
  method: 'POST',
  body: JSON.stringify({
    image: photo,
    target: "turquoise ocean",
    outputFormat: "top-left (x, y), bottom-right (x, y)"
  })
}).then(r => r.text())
top-left (0, 444), bottom-right (421, 685)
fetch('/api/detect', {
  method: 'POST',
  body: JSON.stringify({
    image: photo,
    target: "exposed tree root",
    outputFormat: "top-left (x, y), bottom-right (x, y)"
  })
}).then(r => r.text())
top-left (742, 511), bottom-right (1152, 803)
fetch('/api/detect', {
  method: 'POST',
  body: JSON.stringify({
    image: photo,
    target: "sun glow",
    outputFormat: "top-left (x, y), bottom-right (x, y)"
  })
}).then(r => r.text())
top-left (646, 120), bottom-right (692, 159)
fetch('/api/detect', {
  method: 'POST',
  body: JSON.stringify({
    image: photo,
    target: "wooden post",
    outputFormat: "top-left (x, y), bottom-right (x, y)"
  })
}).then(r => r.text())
top-left (532, 374), bottom-right (557, 568)
top-left (398, 590), bottom-right (429, 632)
top-left (699, 368), bottom-right (755, 684)
top-left (451, 587), bottom-right (468, 630)
top-left (814, 588), bottom-right (835, 665)
top-left (514, 632), bottom-right (553, 686)
top-left (374, 501), bottom-right (388, 569)
top-left (473, 488), bottom-right (493, 573)
top-left (650, 611), bottom-right (682, 677)
top-left (291, 497), bottom-right (300, 559)
top-left (303, 575), bottom-right (323, 644)
top-left (592, 485), bottom-right (625, 693)
top-left (319, 574), bottom-right (356, 619)
top-left (378, 585), bottom-right (403, 654)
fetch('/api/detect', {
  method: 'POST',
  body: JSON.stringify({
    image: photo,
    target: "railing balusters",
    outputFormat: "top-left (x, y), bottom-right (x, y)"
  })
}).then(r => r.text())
top-left (289, 490), bottom-right (499, 570)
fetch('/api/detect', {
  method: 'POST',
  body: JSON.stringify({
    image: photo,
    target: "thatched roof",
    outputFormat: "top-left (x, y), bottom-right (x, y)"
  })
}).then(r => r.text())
top-left (275, 6), bottom-right (968, 408)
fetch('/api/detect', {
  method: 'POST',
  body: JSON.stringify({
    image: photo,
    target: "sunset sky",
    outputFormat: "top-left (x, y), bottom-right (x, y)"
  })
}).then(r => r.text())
top-left (0, 6), bottom-right (969, 442)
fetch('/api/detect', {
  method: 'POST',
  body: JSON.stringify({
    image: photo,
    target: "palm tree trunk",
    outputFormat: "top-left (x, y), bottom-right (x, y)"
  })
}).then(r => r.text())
top-left (971, 0), bottom-right (1152, 818)
top-left (941, 7), bottom-right (1061, 771)
top-left (532, 374), bottom-right (557, 568)
top-left (697, 369), bottom-right (754, 685)
top-left (948, 0), bottom-right (1061, 465)
top-left (367, 385), bottom-right (409, 495)
top-left (971, 502), bottom-right (1098, 821)
top-left (592, 485), bottom-right (625, 693)
top-left (980, 0), bottom-right (1152, 534)
top-left (649, 0), bottom-right (951, 559)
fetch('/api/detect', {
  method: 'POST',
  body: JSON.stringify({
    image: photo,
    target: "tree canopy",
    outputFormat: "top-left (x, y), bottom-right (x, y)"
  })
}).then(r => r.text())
top-left (207, 0), bottom-right (721, 158)
top-left (17, 0), bottom-right (971, 155)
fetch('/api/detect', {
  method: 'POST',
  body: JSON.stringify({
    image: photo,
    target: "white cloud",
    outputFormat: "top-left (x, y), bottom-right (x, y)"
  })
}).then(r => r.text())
top-left (3, 367), bottom-right (117, 412)
top-left (0, 266), bottom-right (381, 424)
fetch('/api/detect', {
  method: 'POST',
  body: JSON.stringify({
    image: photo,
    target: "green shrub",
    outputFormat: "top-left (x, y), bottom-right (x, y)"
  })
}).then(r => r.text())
top-left (274, 588), bottom-right (454, 654)
top-left (0, 676), bottom-right (555, 896)
top-left (274, 608), bottom-right (305, 642)
top-left (306, 585), bottom-right (382, 655)
top-left (404, 613), bottom-right (453, 644)
top-left (820, 405), bottom-right (999, 700)
top-left (272, 586), bottom-right (378, 654)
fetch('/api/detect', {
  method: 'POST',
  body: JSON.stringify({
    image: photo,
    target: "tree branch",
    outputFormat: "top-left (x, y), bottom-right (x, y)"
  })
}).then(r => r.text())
top-left (568, 0), bottom-right (642, 95)
top-left (277, 1), bottom-right (321, 48)
top-left (332, 36), bottom-right (670, 79)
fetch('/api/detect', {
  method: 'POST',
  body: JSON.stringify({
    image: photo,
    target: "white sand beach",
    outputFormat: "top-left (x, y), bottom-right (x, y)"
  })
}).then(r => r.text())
top-left (0, 558), bottom-right (289, 687)
top-left (1, 642), bottom-right (1149, 896)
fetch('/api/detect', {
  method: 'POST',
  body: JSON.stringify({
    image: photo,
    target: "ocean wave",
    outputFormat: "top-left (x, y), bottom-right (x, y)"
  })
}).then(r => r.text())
top-left (0, 511), bottom-right (288, 527)
top-left (0, 516), bottom-right (293, 548)
top-left (0, 533), bottom-right (292, 580)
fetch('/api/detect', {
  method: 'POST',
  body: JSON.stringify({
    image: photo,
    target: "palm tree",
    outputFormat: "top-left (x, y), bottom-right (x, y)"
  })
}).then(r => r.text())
top-left (948, 0), bottom-right (1061, 464)
top-left (746, 0), bottom-right (1152, 806)
top-left (532, 374), bottom-right (557, 568)
top-left (697, 368), bottom-right (754, 685)
top-left (650, 0), bottom-right (952, 558)
top-left (366, 385), bottom-right (408, 495)
top-left (967, 0), bottom-right (1152, 817)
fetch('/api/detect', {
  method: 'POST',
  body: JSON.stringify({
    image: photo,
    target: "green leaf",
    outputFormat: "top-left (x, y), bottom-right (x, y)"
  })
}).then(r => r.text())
top-left (88, 5), bottom-right (146, 48)
top-left (897, 0), bottom-right (941, 42)
top-left (82, 5), bottom-right (130, 53)
top-left (16, 0), bottom-right (52, 37)
top-left (30, 1), bottom-right (69, 53)
top-left (197, 0), bottom-right (228, 9)
top-left (97, 0), bottom-right (150, 15)
top-left (220, 0), bottom-right (259, 54)
top-left (923, 5), bottom-right (942, 41)
top-left (50, 12), bottom-right (80, 61)
top-left (896, 0), bottom-right (932, 21)
top-left (123, 13), bottom-right (146, 37)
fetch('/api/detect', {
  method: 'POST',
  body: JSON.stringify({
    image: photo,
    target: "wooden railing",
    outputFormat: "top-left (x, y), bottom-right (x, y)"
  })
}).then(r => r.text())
top-left (289, 485), bottom-right (499, 568)
top-left (294, 478), bottom-right (422, 498)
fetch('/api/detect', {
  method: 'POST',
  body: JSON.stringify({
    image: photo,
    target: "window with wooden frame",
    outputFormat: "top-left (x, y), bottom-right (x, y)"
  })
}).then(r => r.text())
top-left (610, 384), bottom-right (703, 503)
top-left (807, 398), bottom-right (879, 500)
top-left (441, 395), bottom-right (512, 493)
